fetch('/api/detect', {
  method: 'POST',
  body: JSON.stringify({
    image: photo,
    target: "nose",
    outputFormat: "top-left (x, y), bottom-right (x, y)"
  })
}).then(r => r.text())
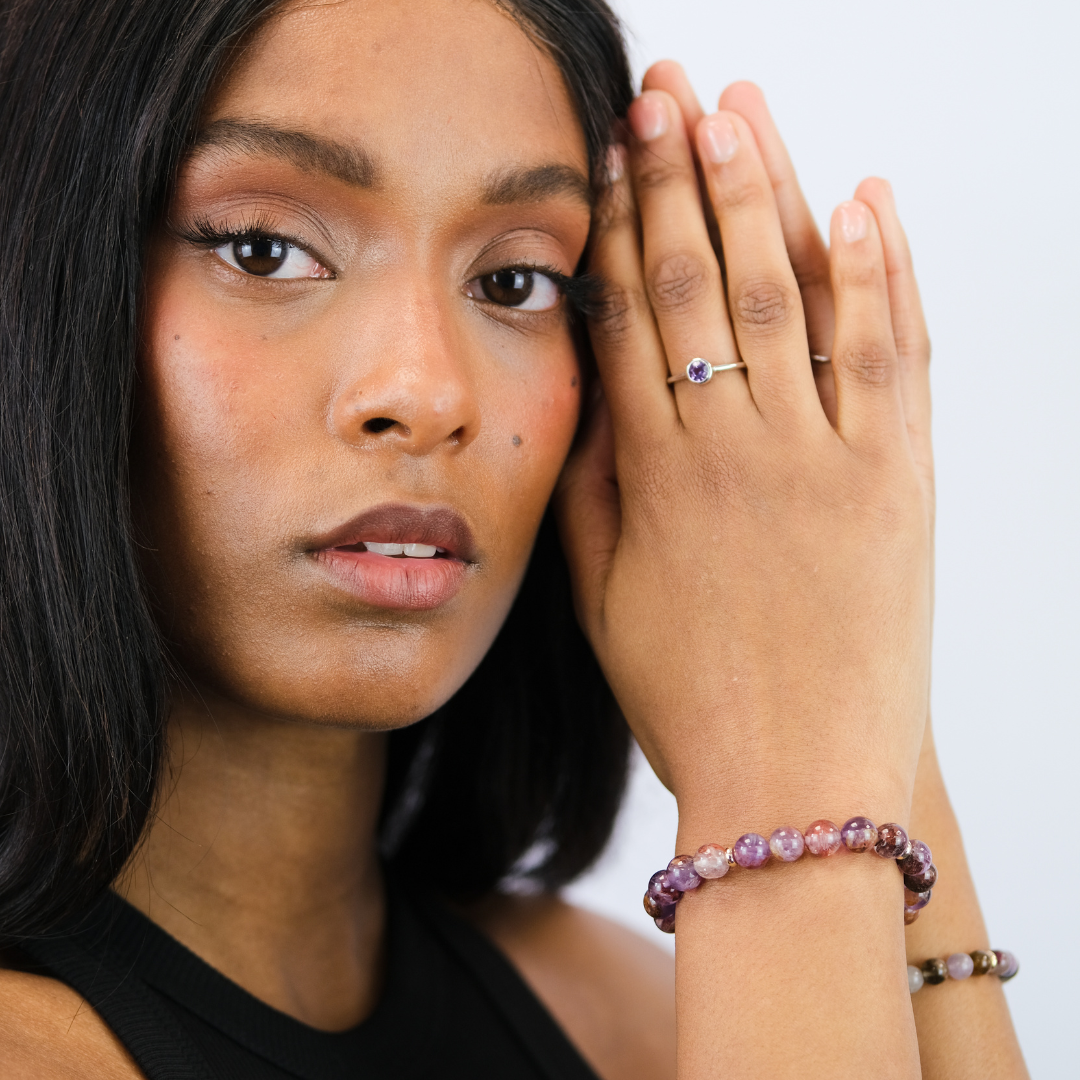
top-left (330, 290), bottom-right (480, 455)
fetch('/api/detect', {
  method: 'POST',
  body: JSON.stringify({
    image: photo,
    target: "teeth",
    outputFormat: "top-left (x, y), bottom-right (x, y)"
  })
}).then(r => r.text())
top-left (403, 544), bottom-right (437, 558)
top-left (365, 542), bottom-right (404, 556)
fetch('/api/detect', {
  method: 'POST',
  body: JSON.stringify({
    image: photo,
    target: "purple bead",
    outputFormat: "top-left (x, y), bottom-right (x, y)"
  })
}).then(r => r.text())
top-left (693, 843), bottom-right (730, 880)
top-left (643, 890), bottom-right (676, 919)
top-left (655, 912), bottom-right (676, 933)
top-left (804, 820), bottom-right (842, 856)
top-left (733, 832), bottom-right (770, 868)
top-left (666, 854), bottom-right (702, 891)
top-left (768, 826), bottom-right (805, 862)
top-left (903, 886), bottom-right (932, 912)
top-left (648, 869), bottom-right (681, 902)
top-left (686, 359), bottom-right (711, 383)
top-left (898, 840), bottom-right (933, 878)
top-left (841, 816), bottom-right (878, 852)
top-left (903, 863), bottom-right (937, 893)
top-left (994, 951), bottom-right (1019, 981)
top-left (947, 952), bottom-right (975, 980)
top-left (874, 823), bottom-right (910, 859)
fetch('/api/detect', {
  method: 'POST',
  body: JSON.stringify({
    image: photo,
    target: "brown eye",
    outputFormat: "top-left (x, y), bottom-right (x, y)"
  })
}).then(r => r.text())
top-left (213, 236), bottom-right (332, 279)
top-left (465, 269), bottom-right (560, 311)
top-left (234, 237), bottom-right (285, 276)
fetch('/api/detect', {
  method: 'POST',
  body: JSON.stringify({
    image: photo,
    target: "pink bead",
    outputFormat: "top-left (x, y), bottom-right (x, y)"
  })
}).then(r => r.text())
top-left (693, 843), bottom-right (730, 879)
top-left (841, 816), bottom-right (878, 852)
top-left (666, 854), bottom-right (702, 891)
top-left (768, 826), bottom-right (805, 862)
top-left (804, 819), bottom-right (842, 856)
top-left (947, 953), bottom-right (974, 980)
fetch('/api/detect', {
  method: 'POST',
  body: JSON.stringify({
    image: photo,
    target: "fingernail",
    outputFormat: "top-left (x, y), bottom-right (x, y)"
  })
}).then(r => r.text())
top-left (700, 114), bottom-right (739, 164)
top-left (631, 94), bottom-right (669, 141)
top-left (606, 143), bottom-right (627, 184)
top-left (839, 200), bottom-right (869, 242)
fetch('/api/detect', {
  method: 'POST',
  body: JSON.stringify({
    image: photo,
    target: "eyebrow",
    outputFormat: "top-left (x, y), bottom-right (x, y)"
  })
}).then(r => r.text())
top-left (482, 163), bottom-right (593, 209)
top-left (191, 119), bottom-right (591, 209)
top-left (192, 119), bottom-right (377, 188)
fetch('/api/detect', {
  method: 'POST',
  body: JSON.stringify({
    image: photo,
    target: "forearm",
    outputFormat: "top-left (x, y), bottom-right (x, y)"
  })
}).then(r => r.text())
top-left (673, 796), bottom-right (920, 1080)
top-left (905, 722), bottom-right (1028, 1078)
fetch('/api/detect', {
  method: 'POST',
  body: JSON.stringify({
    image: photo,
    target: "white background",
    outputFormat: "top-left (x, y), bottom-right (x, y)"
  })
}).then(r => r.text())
top-left (566, 2), bottom-right (1080, 1075)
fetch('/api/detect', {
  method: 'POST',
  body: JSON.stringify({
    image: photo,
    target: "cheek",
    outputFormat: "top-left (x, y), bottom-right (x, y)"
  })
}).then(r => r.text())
top-left (478, 342), bottom-right (581, 536)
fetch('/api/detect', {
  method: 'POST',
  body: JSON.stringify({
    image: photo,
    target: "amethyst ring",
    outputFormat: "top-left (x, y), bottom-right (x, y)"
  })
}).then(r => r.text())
top-left (667, 358), bottom-right (746, 385)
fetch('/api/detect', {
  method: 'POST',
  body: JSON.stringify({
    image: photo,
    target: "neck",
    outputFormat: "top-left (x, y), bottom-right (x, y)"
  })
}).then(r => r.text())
top-left (115, 686), bottom-right (389, 1030)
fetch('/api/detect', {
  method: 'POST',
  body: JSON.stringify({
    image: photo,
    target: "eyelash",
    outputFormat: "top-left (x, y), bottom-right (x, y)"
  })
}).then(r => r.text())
top-left (175, 216), bottom-right (600, 314)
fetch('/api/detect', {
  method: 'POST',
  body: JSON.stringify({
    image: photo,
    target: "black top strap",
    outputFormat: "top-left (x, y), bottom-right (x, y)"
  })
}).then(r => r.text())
top-left (22, 932), bottom-right (216, 1080)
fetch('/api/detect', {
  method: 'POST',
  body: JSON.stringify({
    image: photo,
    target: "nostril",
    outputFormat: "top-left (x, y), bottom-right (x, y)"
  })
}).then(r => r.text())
top-left (363, 417), bottom-right (397, 434)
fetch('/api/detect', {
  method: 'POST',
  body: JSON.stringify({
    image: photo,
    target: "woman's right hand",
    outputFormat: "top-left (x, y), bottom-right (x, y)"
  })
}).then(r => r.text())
top-left (557, 74), bottom-right (934, 833)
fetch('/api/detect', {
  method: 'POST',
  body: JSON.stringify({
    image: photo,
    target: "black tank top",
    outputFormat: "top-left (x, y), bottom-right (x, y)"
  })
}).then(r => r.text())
top-left (19, 890), bottom-right (600, 1080)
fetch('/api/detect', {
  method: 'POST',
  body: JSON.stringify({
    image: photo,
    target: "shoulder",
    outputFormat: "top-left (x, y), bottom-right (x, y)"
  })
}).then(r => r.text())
top-left (0, 964), bottom-right (144, 1079)
top-left (467, 894), bottom-right (675, 1080)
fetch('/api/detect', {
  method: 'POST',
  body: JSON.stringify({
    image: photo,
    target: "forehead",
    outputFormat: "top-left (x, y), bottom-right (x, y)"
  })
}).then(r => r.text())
top-left (205, 0), bottom-right (588, 189)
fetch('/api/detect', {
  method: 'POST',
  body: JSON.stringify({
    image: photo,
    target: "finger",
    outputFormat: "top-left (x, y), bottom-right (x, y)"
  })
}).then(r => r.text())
top-left (718, 82), bottom-right (835, 359)
top-left (554, 390), bottom-right (620, 634)
top-left (854, 178), bottom-right (933, 477)
top-left (641, 61), bottom-right (722, 256)
top-left (694, 111), bottom-right (819, 415)
top-left (587, 143), bottom-right (676, 436)
top-left (828, 199), bottom-right (904, 447)
top-left (628, 91), bottom-right (746, 414)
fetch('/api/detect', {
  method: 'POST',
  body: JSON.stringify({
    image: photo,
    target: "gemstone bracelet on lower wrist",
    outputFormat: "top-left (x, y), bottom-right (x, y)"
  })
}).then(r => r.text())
top-left (909, 949), bottom-right (1019, 991)
top-left (644, 817), bottom-right (936, 933)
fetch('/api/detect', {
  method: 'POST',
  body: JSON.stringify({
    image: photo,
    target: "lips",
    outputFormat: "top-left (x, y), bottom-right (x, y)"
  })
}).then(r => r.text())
top-left (310, 503), bottom-right (475, 610)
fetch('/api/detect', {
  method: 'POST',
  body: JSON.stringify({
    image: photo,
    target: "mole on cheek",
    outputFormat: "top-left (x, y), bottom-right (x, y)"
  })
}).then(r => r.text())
top-left (512, 435), bottom-right (522, 447)
top-left (571, 376), bottom-right (578, 387)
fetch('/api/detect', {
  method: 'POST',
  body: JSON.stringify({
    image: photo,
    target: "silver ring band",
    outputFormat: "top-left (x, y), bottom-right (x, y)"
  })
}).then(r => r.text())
top-left (668, 358), bottom-right (747, 385)
top-left (811, 354), bottom-right (831, 363)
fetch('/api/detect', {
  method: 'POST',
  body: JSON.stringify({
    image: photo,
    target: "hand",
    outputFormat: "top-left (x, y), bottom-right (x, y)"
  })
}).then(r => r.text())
top-left (557, 69), bottom-right (934, 827)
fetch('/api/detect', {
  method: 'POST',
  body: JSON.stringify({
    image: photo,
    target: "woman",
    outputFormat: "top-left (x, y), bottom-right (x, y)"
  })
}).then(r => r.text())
top-left (0, 0), bottom-right (1028, 1076)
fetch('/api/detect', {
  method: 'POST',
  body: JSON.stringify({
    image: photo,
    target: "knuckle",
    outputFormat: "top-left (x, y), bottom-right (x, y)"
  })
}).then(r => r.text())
top-left (647, 251), bottom-right (714, 314)
top-left (731, 278), bottom-right (798, 333)
top-left (710, 174), bottom-right (767, 216)
top-left (589, 282), bottom-right (644, 343)
top-left (837, 338), bottom-right (895, 387)
top-left (634, 151), bottom-right (690, 192)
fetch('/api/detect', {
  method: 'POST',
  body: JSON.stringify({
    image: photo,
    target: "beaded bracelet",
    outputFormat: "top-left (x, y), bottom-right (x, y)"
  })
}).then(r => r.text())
top-left (644, 817), bottom-right (937, 933)
top-left (908, 949), bottom-right (1019, 992)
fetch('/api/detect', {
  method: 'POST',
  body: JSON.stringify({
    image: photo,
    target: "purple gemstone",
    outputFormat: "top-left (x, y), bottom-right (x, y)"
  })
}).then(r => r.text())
top-left (643, 890), bottom-right (676, 919)
top-left (655, 912), bottom-right (676, 933)
top-left (841, 816), bottom-right (878, 852)
top-left (903, 886), bottom-right (932, 912)
top-left (874, 823), bottom-right (910, 859)
top-left (733, 832), bottom-right (770, 868)
top-left (903, 863), bottom-right (937, 893)
top-left (947, 953), bottom-right (975, 980)
top-left (686, 359), bottom-right (711, 383)
top-left (648, 869), bottom-right (680, 897)
top-left (994, 951), bottom-right (1019, 980)
top-left (804, 820), bottom-right (843, 856)
top-left (898, 840), bottom-right (932, 878)
top-left (666, 854), bottom-right (702, 891)
top-left (768, 826), bottom-right (805, 862)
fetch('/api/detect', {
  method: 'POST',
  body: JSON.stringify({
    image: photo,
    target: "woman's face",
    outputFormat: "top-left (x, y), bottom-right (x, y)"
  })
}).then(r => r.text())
top-left (134, 0), bottom-right (590, 727)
